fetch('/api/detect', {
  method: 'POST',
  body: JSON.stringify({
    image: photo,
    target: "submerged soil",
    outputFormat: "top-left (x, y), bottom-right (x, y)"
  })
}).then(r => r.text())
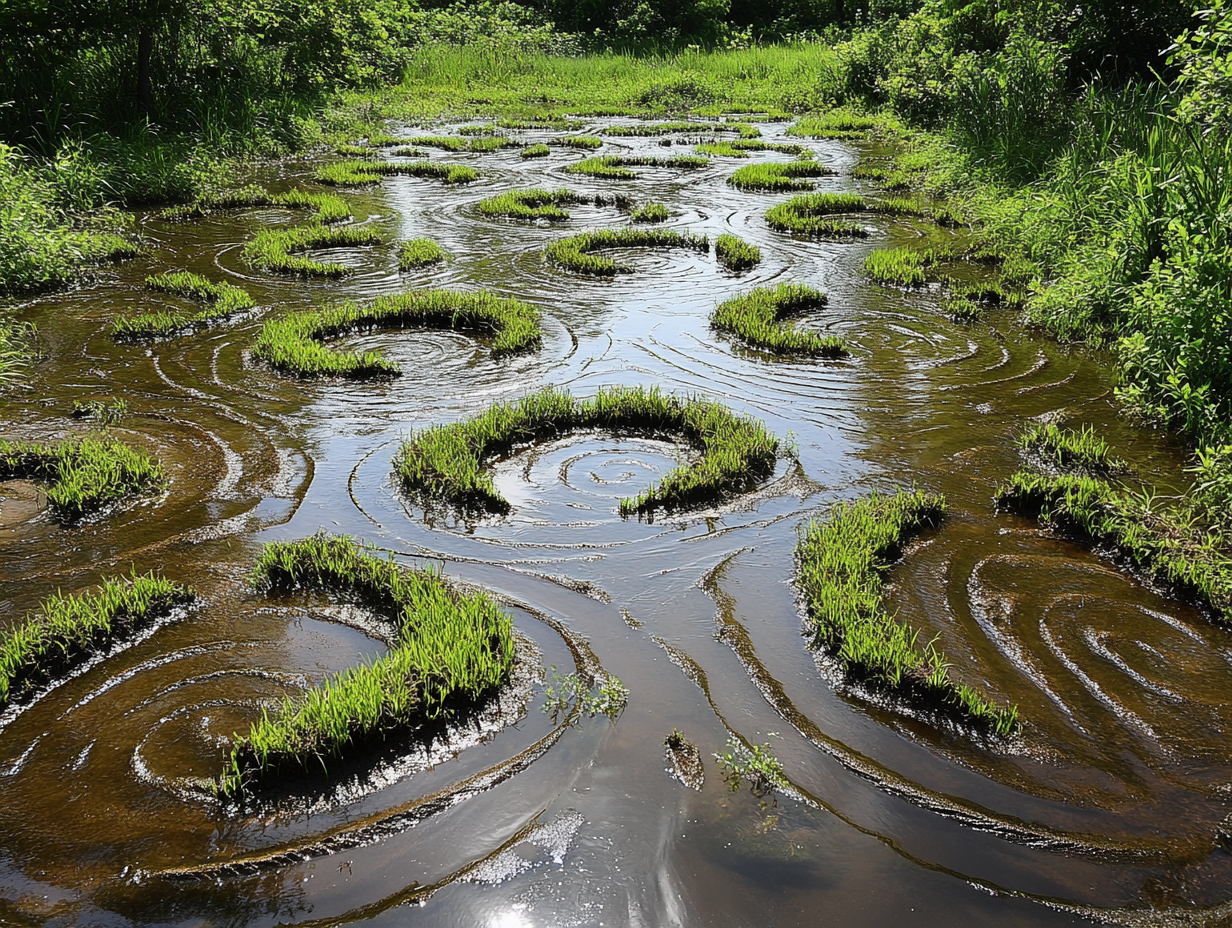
top-left (0, 120), bottom-right (1225, 927)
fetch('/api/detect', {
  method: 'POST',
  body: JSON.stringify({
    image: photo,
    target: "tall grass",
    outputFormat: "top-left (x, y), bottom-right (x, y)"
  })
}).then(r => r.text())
top-left (546, 228), bottom-right (709, 275)
top-left (241, 225), bottom-right (383, 278)
top-left (863, 247), bottom-right (943, 287)
top-left (113, 272), bottom-right (255, 339)
top-left (0, 437), bottom-right (165, 520)
top-left (711, 284), bottom-right (846, 357)
top-left (796, 490), bottom-right (1018, 733)
top-left (0, 573), bottom-right (194, 709)
top-left (251, 290), bottom-right (541, 377)
top-left (218, 534), bottom-right (514, 797)
top-left (393, 386), bottom-right (778, 517)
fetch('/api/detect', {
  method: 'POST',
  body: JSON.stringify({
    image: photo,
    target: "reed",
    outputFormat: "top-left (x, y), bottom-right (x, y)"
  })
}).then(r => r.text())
top-left (0, 436), bottom-right (165, 520)
top-left (711, 284), bottom-right (847, 357)
top-left (765, 193), bottom-right (869, 239)
top-left (113, 272), bottom-right (255, 339)
top-left (796, 490), bottom-right (1018, 733)
top-left (545, 228), bottom-right (709, 276)
top-left (217, 534), bottom-right (514, 797)
top-left (251, 289), bottom-right (541, 377)
top-left (241, 225), bottom-right (383, 278)
top-left (0, 573), bottom-right (194, 709)
top-left (630, 202), bottom-right (670, 223)
top-left (715, 233), bottom-right (761, 271)
top-left (727, 160), bottom-right (835, 192)
top-left (476, 189), bottom-right (589, 221)
top-left (398, 239), bottom-right (446, 271)
top-left (314, 160), bottom-right (478, 187)
top-left (563, 155), bottom-right (707, 179)
top-left (393, 386), bottom-right (778, 517)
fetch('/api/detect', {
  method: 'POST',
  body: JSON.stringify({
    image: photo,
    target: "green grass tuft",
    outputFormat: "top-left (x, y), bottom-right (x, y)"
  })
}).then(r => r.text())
top-left (863, 248), bottom-right (943, 287)
top-left (765, 193), bottom-right (869, 239)
top-left (787, 111), bottom-right (888, 139)
top-left (393, 386), bottom-right (778, 517)
top-left (405, 135), bottom-right (467, 152)
top-left (242, 224), bottom-right (383, 278)
top-left (564, 155), bottom-right (707, 179)
top-left (468, 135), bottom-right (521, 153)
top-left (398, 238), bottom-right (446, 271)
top-left (715, 233), bottom-right (761, 272)
top-left (251, 290), bottom-right (541, 377)
top-left (1018, 422), bottom-right (1124, 474)
top-left (630, 202), bottom-right (670, 223)
top-left (545, 228), bottom-right (709, 276)
top-left (113, 272), bottom-right (255, 339)
top-left (521, 143), bottom-right (551, 158)
top-left (158, 188), bottom-right (350, 225)
top-left (727, 160), bottom-right (835, 192)
top-left (558, 135), bottom-right (603, 150)
top-left (476, 188), bottom-right (589, 221)
top-left (711, 284), bottom-right (847, 357)
top-left (217, 534), bottom-right (514, 797)
top-left (315, 160), bottom-right (478, 187)
top-left (796, 490), bottom-right (1018, 733)
top-left (0, 573), bottom-right (194, 709)
top-left (0, 436), bottom-right (165, 520)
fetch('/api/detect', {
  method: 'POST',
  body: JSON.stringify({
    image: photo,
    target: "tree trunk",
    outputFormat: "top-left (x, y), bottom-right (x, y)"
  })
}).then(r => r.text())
top-left (137, 26), bottom-right (153, 119)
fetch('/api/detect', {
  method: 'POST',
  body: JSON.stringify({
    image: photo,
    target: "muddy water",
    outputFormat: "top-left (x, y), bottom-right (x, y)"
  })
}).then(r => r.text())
top-left (1, 119), bottom-right (1229, 927)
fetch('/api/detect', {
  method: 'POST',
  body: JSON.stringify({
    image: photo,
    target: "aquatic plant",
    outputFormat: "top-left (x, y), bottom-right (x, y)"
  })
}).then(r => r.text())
top-left (1019, 422), bottom-right (1124, 474)
top-left (218, 534), bottom-right (515, 797)
top-left (765, 193), bottom-right (869, 239)
top-left (863, 248), bottom-right (943, 287)
top-left (159, 188), bottom-right (350, 225)
top-left (241, 224), bottom-right (383, 278)
top-left (476, 189), bottom-right (589, 221)
top-left (711, 284), bottom-right (847, 357)
top-left (727, 161), bottom-right (835, 192)
top-left (545, 228), bottom-right (709, 276)
top-left (714, 737), bottom-right (786, 798)
top-left (468, 135), bottom-right (521, 153)
top-left (558, 135), bottom-right (603, 150)
top-left (404, 135), bottom-right (467, 151)
top-left (630, 202), bottom-right (670, 223)
top-left (601, 121), bottom-right (710, 136)
top-left (314, 160), bottom-right (478, 187)
top-left (113, 272), bottom-right (255, 339)
top-left (397, 238), bottom-right (446, 271)
top-left (852, 165), bottom-right (912, 190)
top-left (71, 397), bottom-right (128, 426)
top-left (875, 196), bottom-right (927, 217)
top-left (563, 155), bottom-right (707, 180)
top-left (393, 386), bottom-right (779, 517)
top-left (0, 573), bottom-right (194, 709)
top-left (521, 143), bottom-right (551, 158)
top-left (251, 289), bottom-right (541, 377)
top-left (697, 140), bottom-right (808, 158)
top-left (787, 111), bottom-right (888, 139)
top-left (541, 667), bottom-right (629, 721)
top-left (457, 125), bottom-right (498, 136)
top-left (796, 490), bottom-right (1019, 733)
top-left (715, 233), bottom-right (761, 271)
top-left (0, 436), bottom-right (165, 520)
top-left (996, 472), bottom-right (1232, 625)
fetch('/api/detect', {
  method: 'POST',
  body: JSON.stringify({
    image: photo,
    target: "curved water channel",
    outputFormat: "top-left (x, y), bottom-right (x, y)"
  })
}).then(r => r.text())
top-left (1, 119), bottom-right (1229, 927)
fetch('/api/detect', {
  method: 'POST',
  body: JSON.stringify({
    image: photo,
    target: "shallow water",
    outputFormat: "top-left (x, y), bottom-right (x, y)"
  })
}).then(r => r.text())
top-left (1, 119), bottom-right (1228, 927)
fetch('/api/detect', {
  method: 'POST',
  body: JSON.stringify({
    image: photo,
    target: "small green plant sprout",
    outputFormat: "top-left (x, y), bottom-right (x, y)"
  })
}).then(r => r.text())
top-left (521, 143), bottom-right (551, 158)
top-left (558, 135), bottom-right (604, 150)
top-left (394, 386), bottom-right (778, 517)
top-left (630, 202), bottom-right (670, 223)
top-left (715, 233), bottom-right (761, 272)
top-left (113, 271), bottom-right (256, 339)
top-left (711, 284), bottom-right (847, 357)
top-left (796, 489), bottom-right (1019, 733)
top-left (727, 161), bottom-right (835, 192)
top-left (158, 188), bottom-right (351, 225)
top-left (564, 155), bottom-right (707, 180)
top-left (477, 189), bottom-right (590, 222)
top-left (541, 668), bottom-right (628, 721)
top-left (582, 674), bottom-right (629, 720)
top-left (0, 436), bottom-right (165, 521)
top-left (714, 737), bottom-right (786, 798)
top-left (241, 225), bottom-right (384, 278)
top-left (765, 194), bottom-right (869, 239)
top-left (252, 289), bottom-right (541, 377)
top-left (70, 398), bottom-right (128, 426)
top-left (315, 160), bottom-right (478, 187)
top-left (398, 238), bottom-right (447, 271)
top-left (863, 248), bottom-right (943, 287)
top-left (665, 728), bottom-right (687, 750)
top-left (0, 572), bottom-right (194, 709)
top-left (1018, 421), bottom-right (1125, 474)
top-left (787, 110), bottom-right (887, 139)
top-left (545, 229), bottom-right (709, 276)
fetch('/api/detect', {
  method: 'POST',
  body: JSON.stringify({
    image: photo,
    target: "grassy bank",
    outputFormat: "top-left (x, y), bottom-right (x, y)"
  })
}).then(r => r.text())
top-left (113, 273), bottom-right (255, 339)
top-left (711, 284), bottom-right (847, 357)
top-left (546, 229), bottom-right (709, 275)
top-left (0, 573), bottom-right (194, 708)
top-left (0, 437), bottom-right (165, 520)
top-left (252, 290), bottom-right (542, 377)
top-left (218, 534), bottom-right (514, 797)
top-left (796, 490), bottom-right (1018, 733)
top-left (393, 386), bottom-right (779, 517)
